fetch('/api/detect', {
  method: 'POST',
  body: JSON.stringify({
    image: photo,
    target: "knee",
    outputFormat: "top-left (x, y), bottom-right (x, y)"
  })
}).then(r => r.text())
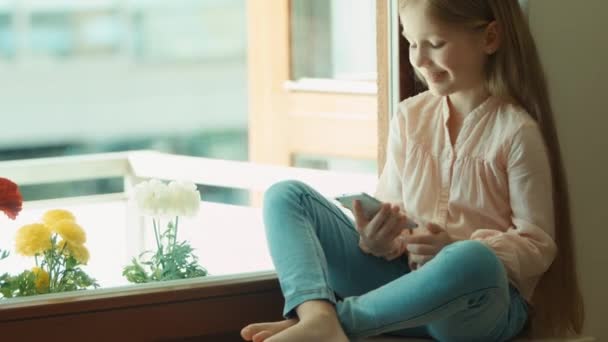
top-left (438, 240), bottom-right (507, 288)
top-left (263, 180), bottom-right (309, 207)
top-left (427, 241), bottom-right (510, 341)
top-left (263, 180), bottom-right (323, 217)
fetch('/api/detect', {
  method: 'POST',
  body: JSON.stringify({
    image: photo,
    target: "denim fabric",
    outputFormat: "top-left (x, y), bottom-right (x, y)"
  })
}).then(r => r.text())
top-left (263, 180), bottom-right (529, 342)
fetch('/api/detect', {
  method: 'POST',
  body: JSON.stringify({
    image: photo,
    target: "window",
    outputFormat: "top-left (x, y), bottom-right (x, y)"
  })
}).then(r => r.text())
top-left (0, 0), bottom-right (248, 202)
top-left (0, 1), bottom-right (392, 338)
top-left (248, 0), bottom-right (380, 174)
top-left (291, 0), bottom-right (376, 81)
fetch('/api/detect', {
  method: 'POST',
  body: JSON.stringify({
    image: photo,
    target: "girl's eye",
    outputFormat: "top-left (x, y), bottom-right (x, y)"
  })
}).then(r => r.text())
top-left (430, 42), bottom-right (446, 49)
top-left (409, 44), bottom-right (417, 49)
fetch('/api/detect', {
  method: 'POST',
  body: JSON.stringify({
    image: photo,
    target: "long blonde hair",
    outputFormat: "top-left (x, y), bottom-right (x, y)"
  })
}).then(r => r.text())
top-left (399, 0), bottom-right (584, 338)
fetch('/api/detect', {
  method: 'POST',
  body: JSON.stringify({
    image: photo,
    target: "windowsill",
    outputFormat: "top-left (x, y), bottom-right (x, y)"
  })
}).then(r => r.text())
top-left (0, 269), bottom-right (277, 310)
top-left (1, 197), bottom-right (274, 289)
top-left (285, 78), bottom-right (378, 95)
top-left (0, 150), bottom-right (377, 300)
top-left (0, 150), bottom-right (377, 338)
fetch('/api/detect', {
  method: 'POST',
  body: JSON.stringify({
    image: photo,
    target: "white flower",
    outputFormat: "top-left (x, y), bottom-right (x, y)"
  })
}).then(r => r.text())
top-left (166, 180), bottom-right (201, 217)
top-left (132, 179), bottom-right (200, 218)
top-left (132, 179), bottom-right (171, 216)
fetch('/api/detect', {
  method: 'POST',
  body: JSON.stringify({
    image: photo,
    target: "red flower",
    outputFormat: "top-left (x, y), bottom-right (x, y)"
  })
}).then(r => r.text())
top-left (0, 177), bottom-right (22, 220)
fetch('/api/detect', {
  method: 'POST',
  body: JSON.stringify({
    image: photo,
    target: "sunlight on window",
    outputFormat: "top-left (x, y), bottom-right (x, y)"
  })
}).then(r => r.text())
top-left (0, 0), bottom-right (247, 201)
top-left (0, 1), bottom-right (383, 305)
top-left (0, 0), bottom-right (247, 161)
top-left (291, 0), bottom-right (376, 81)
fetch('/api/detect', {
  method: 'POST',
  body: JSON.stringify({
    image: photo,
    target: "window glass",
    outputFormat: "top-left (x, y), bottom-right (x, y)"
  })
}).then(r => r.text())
top-left (0, 0), bottom-right (381, 302)
top-left (0, 10), bottom-right (13, 59)
top-left (291, 0), bottom-right (377, 81)
top-left (0, 0), bottom-right (247, 201)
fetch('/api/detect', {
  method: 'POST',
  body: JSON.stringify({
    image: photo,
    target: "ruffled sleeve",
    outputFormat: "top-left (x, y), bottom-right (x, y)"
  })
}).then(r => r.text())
top-left (470, 124), bottom-right (557, 298)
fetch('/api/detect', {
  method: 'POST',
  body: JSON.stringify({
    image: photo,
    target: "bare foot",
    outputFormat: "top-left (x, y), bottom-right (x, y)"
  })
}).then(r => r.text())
top-left (241, 319), bottom-right (298, 342)
top-left (265, 312), bottom-right (349, 342)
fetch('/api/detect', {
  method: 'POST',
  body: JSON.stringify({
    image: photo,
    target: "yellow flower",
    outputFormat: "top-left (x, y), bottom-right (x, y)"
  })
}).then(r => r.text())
top-left (42, 209), bottom-right (75, 226)
top-left (15, 224), bottom-right (52, 256)
top-left (31, 267), bottom-right (50, 293)
top-left (50, 220), bottom-right (86, 244)
top-left (58, 240), bottom-right (90, 265)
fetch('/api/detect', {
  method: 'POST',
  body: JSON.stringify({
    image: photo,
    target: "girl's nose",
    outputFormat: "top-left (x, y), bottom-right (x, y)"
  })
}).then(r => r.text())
top-left (410, 47), bottom-right (430, 68)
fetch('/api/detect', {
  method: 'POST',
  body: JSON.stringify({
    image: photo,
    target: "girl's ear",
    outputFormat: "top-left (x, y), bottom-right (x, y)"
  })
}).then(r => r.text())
top-left (484, 21), bottom-right (501, 54)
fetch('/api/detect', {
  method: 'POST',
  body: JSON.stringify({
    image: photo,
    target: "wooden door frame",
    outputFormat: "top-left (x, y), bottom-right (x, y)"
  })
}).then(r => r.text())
top-left (377, 0), bottom-right (419, 174)
top-left (248, 0), bottom-right (380, 167)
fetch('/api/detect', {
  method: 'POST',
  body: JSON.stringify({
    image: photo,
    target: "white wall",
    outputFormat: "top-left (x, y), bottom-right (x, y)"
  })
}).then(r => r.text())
top-left (530, 1), bottom-right (608, 339)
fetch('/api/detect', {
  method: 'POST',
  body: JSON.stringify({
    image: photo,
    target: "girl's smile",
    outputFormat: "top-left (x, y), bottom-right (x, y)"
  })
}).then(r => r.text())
top-left (425, 70), bottom-right (448, 84)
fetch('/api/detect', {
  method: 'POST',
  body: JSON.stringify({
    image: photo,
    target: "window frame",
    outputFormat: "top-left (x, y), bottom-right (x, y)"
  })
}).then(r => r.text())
top-left (0, 1), bottom-right (398, 338)
top-left (247, 0), bottom-right (380, 166)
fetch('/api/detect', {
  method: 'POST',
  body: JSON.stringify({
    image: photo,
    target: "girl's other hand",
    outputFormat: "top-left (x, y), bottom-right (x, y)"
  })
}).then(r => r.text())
top-left (407, 223), bottom-right (453, 269)
top-left (353, 200), bottom-right (411, 259)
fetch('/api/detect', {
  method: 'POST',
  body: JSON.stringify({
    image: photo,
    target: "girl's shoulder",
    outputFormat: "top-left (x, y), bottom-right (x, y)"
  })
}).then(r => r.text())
top-left (397, 90), bottom-right (441, 120)
top-left (493, 100), bottom-right (540, 134)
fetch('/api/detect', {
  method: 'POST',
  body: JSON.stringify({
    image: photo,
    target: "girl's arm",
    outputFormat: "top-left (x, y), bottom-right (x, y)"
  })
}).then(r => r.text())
top-left (470, 124), bottom-right (557, 298)
top-left (364, 106), bottom-right (409, 259)
top-left (375, 106), bottom-right (407, 209)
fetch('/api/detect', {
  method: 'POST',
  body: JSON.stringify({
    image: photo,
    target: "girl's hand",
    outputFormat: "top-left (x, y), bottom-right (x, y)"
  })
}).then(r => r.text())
top-left (407, 223), bottom-right (453, 269)
top-left (353, 200), bottom-right (411, 260)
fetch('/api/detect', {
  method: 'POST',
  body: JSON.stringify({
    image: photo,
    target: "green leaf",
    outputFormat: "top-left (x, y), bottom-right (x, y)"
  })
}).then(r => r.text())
top-left (123, 239), bottom-right (207, 283)
top-left (122, 258), bottom-right (151, 284)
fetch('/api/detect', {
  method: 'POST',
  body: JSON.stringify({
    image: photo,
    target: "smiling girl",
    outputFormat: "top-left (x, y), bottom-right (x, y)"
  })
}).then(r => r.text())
top-left (241, 1), bottom-right (583, 341)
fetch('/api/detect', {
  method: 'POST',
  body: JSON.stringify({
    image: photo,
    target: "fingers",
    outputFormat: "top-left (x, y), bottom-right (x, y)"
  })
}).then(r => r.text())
top-left (408, 225), bottom-right (443, 269)
top-left (381, 236), bottom-right (406, 261)
top-left (353, 200), bottom-right (389, 234)
top-left (375, 205), bottom-right (402, 240)
top-left (407, 223), bottom-right (444, 244)
top-left (399, 214), bottom-right (415, 230)
top-left (409, 253), bottom-right (434, 268)
top-left (366, 203), bottom-right (391, 237)
top-left (407, 234), bottom-right (437, 245)
top-left (425, 222), bottom-right (443, 234)
top-left (383, 250), bottom-right (401, 262)
top-left (358, 238), bottom-right (372, 254)
top-left (352, 200), bottom-right (367, 232)
top-left (406, 243), bottom-right (437, 255)
top-left (356, 202), bottom-right (406, 257)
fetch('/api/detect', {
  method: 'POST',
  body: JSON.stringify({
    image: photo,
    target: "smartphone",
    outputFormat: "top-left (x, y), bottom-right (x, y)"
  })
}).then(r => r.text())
top-left (335, 192), bottom-right (418, 229)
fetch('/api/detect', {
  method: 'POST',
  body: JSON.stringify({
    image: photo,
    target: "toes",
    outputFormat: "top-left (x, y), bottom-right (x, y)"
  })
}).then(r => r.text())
top-left (241, 324), bottom-right (259, 340)
top-left (241, 323), bottom-right (275, 340)
top-left (241, 320), bottom-right (297, 341)
top-left (240, 327), bottom-right (251, 340)
top-left (252, 330), bottom-right (272, 342)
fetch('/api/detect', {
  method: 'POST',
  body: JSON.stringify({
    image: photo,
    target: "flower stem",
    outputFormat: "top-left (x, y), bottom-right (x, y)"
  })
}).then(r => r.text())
top-left (48, 237), bottom-right (57, 292)
top-left (152, 217), bottom-right (165, 272)
top-left (152, 218), bottom-right (162, 252)
top-left (173, 216), bottom-right (179, 252)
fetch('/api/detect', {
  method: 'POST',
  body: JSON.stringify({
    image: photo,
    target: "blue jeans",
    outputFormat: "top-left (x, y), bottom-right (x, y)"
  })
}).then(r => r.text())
top-left (263, 180), bottom-right (529, 342)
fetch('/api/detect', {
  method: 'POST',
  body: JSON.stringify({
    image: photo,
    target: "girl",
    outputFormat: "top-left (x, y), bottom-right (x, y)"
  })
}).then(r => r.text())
top-left (242, 0), bottom-right (584, 341)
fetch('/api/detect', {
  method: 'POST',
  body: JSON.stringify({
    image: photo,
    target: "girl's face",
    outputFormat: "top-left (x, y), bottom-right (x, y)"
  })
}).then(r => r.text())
top-left (400, 1), bottom-right (492, 97)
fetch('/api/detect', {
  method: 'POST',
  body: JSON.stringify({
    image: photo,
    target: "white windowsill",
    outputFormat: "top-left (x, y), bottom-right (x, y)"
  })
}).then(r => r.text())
top-left (0, 150), bottom-right (377, 299)
top-left (285, 78), bottom-right (378, 95)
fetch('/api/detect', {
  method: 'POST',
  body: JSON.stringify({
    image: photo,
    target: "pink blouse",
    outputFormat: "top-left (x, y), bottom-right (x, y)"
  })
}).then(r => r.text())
top-left (375, 91), bottom-right (557, 300)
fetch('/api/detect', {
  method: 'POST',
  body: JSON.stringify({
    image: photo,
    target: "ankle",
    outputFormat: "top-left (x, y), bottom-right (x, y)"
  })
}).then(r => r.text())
top-left (296, 300), bottom-right (337, 321)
